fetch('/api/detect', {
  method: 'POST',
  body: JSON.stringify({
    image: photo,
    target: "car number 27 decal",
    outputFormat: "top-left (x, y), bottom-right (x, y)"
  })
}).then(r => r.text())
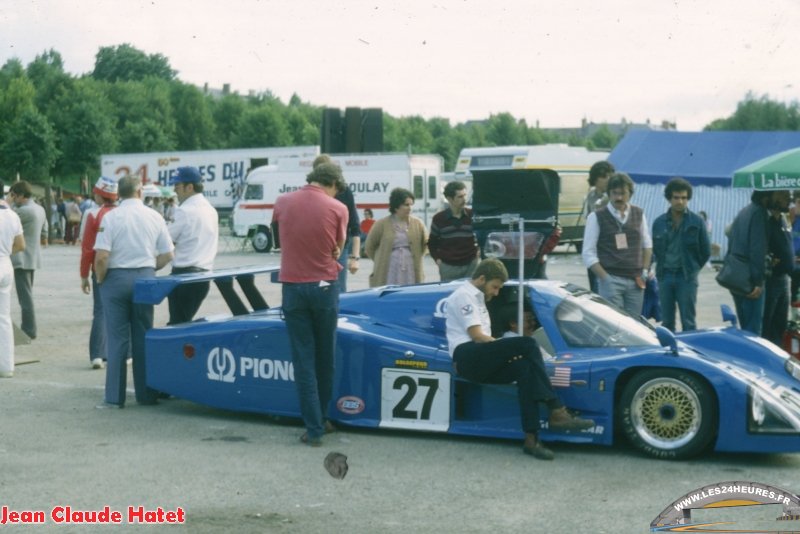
top-left (380, 368), bottom-right (450, 432)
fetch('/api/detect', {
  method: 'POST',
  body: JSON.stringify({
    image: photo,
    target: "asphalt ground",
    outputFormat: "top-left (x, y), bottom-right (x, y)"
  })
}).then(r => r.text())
top-left (4, 241), bottom-right (799, 534)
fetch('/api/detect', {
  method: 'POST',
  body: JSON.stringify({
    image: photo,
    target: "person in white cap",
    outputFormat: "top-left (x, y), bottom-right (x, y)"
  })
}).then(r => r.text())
top-left (79, 176), bottom-right (118, 369)
top-left (166, 166), bottom-right (219, 324)
top-left (0, 179), bottom-right (25, 378)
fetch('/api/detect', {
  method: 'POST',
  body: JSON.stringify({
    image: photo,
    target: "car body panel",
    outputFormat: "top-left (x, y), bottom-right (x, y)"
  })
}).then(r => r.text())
top-left (136, 266), bottom-right (800, 455)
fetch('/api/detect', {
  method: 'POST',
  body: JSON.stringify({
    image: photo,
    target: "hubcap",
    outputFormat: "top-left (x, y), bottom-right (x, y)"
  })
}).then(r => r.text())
top-left (630, 377), bottom-right (701, 450)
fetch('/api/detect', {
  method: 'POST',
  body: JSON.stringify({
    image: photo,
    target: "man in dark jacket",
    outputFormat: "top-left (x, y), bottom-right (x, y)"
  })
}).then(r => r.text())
top-left (761, 190), bottom-right (793, 345)
top-left (651, 178), bottom-right (711, 332)
top-left (726, 190), bottom-right (781, 335)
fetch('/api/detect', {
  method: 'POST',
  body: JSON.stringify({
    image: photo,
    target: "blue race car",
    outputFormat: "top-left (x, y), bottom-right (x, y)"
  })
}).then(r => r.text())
top-left (135, 266), bottom-right (800, 459)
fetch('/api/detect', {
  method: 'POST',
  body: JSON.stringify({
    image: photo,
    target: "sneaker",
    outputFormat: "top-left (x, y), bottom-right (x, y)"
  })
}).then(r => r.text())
top-left (91, 358), bottom-right (105, 370)
top-left (523, 440), bottom-right (555, 460)
top-left (548, 407), bottom-right (594, 431)
top-left (0, 371), bottom-right (13, 378)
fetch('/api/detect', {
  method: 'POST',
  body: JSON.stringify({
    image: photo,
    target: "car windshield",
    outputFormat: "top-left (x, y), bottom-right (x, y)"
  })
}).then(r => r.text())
top-left (554, 292), bottom-right (658, 348)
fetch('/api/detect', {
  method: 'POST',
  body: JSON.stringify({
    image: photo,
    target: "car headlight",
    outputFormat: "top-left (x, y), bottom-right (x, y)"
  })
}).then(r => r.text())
top-left (786, 359), bottom-right (800, 382)
top-left (747, 386), bottom-right (800, 434)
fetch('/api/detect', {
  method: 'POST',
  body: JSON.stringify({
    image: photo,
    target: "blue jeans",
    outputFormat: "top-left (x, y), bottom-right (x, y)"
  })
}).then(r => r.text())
top-left (336, 240), bottom-right (351, 292)
top-left (658, 271), bottom-right (699, 332)
top-left (282, 281), bottom-right (339, 439)
top-left (598, 273), bottom-right (644, 318)
top-left (733, 289), bottom-right (766, 336)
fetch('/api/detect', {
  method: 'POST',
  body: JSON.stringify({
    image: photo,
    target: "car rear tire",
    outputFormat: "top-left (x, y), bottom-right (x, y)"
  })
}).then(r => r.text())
top-left (251, 227), bottom-right (272, 253)
top-left (618, 369), bottom-right (717, 459)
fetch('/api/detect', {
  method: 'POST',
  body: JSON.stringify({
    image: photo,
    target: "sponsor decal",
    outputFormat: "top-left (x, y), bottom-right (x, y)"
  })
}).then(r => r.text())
top-left (394, 359), bottom-right (428, 369)
top-left (651, 481), bottom-right (800, 532)
top-left (337, 396), bottom-right (365, 415)
top-left (206, 348), bottom-right (294, 383)
top-left (207, 347), bottom-right (235, 382)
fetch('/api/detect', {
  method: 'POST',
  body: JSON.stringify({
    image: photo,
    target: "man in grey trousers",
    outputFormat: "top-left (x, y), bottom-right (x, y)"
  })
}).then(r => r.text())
top-left (8, 181), bottom-right (47, 340)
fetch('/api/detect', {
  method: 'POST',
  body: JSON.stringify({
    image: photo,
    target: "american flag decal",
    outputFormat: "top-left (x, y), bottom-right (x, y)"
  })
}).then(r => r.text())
top-left (550, 367), bottom-right (571, 388)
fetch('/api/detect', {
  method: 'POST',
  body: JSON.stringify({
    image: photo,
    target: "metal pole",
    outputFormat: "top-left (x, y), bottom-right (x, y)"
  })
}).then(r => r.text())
top-left (517, 216), bottom-right (524, 336)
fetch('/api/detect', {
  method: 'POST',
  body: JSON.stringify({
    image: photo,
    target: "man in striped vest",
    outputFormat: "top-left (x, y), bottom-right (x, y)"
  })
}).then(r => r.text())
top-left (582, 173), bottom-right (653, 317)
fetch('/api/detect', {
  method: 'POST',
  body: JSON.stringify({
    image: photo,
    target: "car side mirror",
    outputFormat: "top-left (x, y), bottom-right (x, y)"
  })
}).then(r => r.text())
top-left (720, 304), bottom-right (738, 328)
top-left (655, 326), bottom-right (678, 355)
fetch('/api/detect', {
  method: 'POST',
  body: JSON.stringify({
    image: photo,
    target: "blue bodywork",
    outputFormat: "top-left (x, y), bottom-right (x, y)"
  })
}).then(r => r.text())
top-left (136, 266), bottom-right (800, 456)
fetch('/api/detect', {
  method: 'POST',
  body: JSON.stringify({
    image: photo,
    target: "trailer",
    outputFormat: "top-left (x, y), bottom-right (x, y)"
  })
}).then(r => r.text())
top-left (100, 146), bottom-right (320, 210)
top-left (231, 153), bottom-right (444, 252)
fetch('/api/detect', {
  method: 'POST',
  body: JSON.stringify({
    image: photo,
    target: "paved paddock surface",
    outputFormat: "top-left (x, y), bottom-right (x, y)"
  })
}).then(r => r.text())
top-left (5, 244), bottom-right (799, 533)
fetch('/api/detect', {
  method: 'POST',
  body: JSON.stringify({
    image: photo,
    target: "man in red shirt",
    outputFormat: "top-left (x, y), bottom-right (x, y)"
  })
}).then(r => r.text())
top-left (272, 163), bottom-right (348, 446)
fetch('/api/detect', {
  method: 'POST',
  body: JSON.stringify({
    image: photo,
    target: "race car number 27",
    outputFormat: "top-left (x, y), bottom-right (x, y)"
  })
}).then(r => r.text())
top-left (380, 369), bottom-right (450, 432)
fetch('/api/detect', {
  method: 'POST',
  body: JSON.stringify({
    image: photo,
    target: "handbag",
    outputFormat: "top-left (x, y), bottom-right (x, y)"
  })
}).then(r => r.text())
top-left (715, 253), bottom-right (753, 296)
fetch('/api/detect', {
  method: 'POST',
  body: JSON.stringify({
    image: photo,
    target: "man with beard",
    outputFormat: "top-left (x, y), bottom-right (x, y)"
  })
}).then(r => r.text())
top-left (761, 190), bottom-right (793, 344)
top-left (582, 173), bottom-right (653, 317)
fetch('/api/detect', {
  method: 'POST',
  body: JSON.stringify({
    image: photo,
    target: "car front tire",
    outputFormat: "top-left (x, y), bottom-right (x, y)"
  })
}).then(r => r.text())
top-left (618, 369), bottom-right (717, 459)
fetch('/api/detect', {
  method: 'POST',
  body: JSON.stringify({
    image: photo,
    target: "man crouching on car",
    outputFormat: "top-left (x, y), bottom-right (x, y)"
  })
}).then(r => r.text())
top-left (444, 258), bottom-right (594, 460)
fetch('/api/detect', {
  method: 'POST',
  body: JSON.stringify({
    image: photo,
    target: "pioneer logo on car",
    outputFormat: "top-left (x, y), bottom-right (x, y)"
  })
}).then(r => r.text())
top-left (207, 348), bottom-right (294, 383)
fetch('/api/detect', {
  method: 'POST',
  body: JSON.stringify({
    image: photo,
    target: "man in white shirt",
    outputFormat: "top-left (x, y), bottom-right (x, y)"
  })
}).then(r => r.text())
top-left (166, 167), bottom-right (219, 325)
top-left (444, 258), bottom-right (593, 460)
top-left (582, 172), bottom-right (652, 317)
top-left (94, 176), bottom-right (174, 408)
top-left (0, 179), bottom-right (25, 378)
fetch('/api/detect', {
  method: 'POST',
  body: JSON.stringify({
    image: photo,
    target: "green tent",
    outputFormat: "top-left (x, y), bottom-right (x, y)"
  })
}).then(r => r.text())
top-left (732, 146), bottom-right (800, 190)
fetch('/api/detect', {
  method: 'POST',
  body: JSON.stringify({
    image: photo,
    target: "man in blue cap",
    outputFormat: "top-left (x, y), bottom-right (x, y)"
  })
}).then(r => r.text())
top-left (167, 166), bottom-right (219, 325)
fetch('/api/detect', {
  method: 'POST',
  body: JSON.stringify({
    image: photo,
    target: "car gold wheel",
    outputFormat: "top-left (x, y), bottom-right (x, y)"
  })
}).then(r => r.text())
top-left (619, 369), bottom-right (717, 459)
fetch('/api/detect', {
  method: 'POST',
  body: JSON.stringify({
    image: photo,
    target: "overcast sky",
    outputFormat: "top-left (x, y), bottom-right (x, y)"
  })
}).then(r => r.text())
top-left (2, 0), bottom-right (798, 131)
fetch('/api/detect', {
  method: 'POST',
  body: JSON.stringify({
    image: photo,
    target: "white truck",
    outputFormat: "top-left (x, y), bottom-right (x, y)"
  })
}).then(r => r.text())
top-left (100, 146), bottom-right (320, 210)
top-left (232, 153), bottom-right (444, 252)
top-left (453, 144), bottom-right (610, 248)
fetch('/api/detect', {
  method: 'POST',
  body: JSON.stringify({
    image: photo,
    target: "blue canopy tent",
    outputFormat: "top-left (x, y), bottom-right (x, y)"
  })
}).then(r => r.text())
top-left (607, 131), bottom-right (800, 258)
top-left (609, 130), bottom-right (800, 186)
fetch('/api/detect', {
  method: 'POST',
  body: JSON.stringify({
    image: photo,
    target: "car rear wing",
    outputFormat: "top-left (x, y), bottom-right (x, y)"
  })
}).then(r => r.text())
top-left (133, 265), bottom-right (280, 316)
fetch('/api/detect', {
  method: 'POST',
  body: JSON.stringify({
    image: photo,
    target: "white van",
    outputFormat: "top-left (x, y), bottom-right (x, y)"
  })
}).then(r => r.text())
top-left (232, 153), bottom-right (444, 252)
top-left (453, 145), bottom-right (609, 247)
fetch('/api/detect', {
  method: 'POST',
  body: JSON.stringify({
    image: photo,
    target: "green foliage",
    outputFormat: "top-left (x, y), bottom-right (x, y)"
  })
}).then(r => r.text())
top-left (92, 43), bottom-right (176, 82)
top-left (232, 105), bottom-right (292, 147)
top-left (0, 108), bottom-right (59, 179)
top-left (705, 92), bottom-right (800, 131)
top-left (170, 82), bottom-right (216, 150)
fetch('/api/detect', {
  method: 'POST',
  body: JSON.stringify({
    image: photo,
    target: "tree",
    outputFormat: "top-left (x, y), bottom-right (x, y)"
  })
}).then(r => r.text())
top-left (50, 78), bottom-right (117, 176)
top-left (118, 118), bottom-right (175, 153)
top-left (211, 94), bottom-right (246, 148)
top-left (170, 82), bottom-right (216, 150)
top-left (486, 112), bottom-right (527, 146)
top-left (0, 108), bottom-right (59, 180)
top-left (705, 92), bottom-right (800, 131)
top-left (232, 105), bottom-right (292, 147)
top-left (92, 44), bottom-right (176, 82)
top-left (588, 125), bottom-right (618, 150)
top-left (26, 49), bottom-right (73, 116)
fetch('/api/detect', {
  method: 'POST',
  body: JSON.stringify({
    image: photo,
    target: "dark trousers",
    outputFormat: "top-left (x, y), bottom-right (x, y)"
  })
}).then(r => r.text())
top-left (453, 336), bottom-right (559, 434)
top-left (282, 281), bottom-right (339, 440)
top-left (167, 267), bottom-right (209, 325)
top-left (762, 274), bottom-right (790, 346)
top-left (13, 268), bottom-right (35, 338)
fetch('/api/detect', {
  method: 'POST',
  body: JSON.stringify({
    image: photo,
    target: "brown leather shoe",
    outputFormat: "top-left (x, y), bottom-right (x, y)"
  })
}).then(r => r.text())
top-left (523, 440), bottom-right (555, 460)
top-left (548, 407), bottom-right (594, 431)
